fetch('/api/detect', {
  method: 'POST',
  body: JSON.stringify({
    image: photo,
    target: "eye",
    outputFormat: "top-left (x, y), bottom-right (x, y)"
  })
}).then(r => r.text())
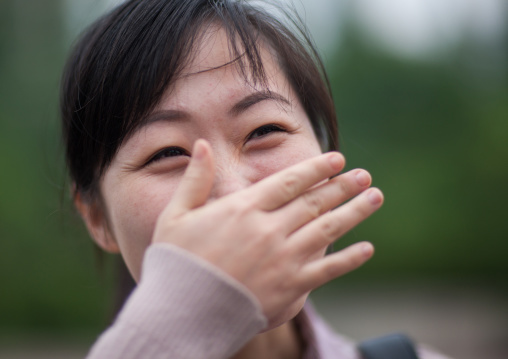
top-left (247, 124), bottom-right (287, 140)
top-left (146, 146), bottom-right (190, 165)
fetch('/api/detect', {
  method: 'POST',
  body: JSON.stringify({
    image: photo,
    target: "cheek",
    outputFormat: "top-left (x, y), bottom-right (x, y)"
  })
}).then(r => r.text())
top-left (104, 178), bottom-right (179, 280)
top-left (115, 189), bottom-right (163, 242)
top-left (247, 140), bottom-right (323, 180)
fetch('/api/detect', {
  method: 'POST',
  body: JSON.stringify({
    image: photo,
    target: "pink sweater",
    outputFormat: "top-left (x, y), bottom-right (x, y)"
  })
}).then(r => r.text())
top-left (87, 244), bottom-right (451, 359)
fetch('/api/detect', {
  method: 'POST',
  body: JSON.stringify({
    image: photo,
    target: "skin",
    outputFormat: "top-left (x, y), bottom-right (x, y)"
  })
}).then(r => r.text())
top-left (76, 27), bottom-right (384, 359)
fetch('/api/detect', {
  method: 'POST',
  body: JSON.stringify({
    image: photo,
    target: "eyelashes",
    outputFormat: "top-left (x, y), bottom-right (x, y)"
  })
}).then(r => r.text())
top-left (145, 123), bottom-right (290, 166)
top-left (246, 124), bottom-right (288, 140)
top-left (146, 146), bottom-right (190, 165)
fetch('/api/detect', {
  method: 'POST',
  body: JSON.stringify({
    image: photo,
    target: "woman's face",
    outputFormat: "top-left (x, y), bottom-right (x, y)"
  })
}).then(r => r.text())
top-left (86, 27), bottom-right (323, 281)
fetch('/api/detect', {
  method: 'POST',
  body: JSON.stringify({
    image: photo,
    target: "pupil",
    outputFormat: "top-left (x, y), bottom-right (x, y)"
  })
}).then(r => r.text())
top-left (167, 148), bottom-right (181, 156)
top-left (257, 125), bottom-right (277, 136)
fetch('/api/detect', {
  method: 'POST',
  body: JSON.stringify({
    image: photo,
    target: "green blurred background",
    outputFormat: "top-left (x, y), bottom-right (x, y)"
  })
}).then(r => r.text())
top-left (1, 0), bottom-right (507, 358)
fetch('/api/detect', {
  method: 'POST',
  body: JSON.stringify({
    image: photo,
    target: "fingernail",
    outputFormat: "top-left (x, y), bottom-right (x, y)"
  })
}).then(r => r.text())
top-left (329, 153), bottom-right (343, 170)
top-left (193, 140), bottom-right (206, 160)
top-left (367, 188), bottom-right (383, 205)
top-left (355, 170), bottom-right (370, 187)
top-left (362, 243), bottom-right (374, 257)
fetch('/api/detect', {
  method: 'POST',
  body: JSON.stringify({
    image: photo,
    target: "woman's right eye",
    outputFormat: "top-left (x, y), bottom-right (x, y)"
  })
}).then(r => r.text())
top-left (146, 146), bottom-right (190, 165)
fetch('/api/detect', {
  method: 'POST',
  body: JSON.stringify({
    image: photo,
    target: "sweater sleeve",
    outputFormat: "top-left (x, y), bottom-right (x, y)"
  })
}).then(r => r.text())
top-left (86, 243), bottom-right (267, 359)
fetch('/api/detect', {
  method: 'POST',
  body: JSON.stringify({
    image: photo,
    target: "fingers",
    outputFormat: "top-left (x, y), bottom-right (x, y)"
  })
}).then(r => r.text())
top-left (275, 169), bottom-right (372, 234)
top-left (289, 187), bottom-right (384, 256)
top-left (297, 241), bottom-right (374, 291)
top-left (163, 139), bottom-right (215, 216)
top-left (248, 152), bottom-right (345, 211)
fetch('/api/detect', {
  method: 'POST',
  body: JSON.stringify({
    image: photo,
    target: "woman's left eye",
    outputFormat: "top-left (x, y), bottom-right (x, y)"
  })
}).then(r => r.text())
top-left (247, 124), bottom-right (287, 140)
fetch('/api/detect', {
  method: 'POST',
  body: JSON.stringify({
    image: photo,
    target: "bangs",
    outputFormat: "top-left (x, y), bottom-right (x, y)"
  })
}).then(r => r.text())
top-left (61, 0), bottom-right (336, 196)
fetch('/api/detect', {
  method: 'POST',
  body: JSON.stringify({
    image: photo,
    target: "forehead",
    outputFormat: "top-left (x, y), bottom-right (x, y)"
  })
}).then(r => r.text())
top-left (177, 24), bottom-right (282, 90)
top-left (130, 25), bottom-right (296, 138)
top-left (184, 25), bottom-right (236, 74)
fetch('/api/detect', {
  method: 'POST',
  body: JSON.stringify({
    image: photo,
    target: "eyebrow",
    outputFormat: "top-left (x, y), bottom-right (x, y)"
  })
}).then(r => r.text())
top-left (140, 109), bottom-right (189, 129)
top-left (228, 90), bottom-right (291, 117)
top-left (139, 90), bottom-right (291, 130)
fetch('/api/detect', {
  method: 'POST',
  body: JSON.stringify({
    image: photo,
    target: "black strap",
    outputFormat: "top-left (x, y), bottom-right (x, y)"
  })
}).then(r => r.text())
top-left (358, 333), bottom-right (420, 359)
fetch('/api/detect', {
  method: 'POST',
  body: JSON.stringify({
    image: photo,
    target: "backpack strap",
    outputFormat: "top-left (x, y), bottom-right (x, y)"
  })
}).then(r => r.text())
top-left (358, 333), bottom-right (420, 359)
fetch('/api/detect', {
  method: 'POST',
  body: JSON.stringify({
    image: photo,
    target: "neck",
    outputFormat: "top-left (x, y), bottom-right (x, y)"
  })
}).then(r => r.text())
top-left (231, 320), bottom-right (303, 359)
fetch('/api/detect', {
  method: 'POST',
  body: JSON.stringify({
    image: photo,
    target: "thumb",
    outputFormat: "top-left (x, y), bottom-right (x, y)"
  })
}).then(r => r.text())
top-left (164, 139), bottom-right (215, 217)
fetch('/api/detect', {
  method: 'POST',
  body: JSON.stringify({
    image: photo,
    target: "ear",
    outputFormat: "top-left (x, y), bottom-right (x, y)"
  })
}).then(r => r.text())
top-left (74, 191), bottom-right (120, 253)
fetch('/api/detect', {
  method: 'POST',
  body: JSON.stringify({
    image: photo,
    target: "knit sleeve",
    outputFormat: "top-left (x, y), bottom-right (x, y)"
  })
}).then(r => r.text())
top-left (86, 243), bottom-right (267, 359)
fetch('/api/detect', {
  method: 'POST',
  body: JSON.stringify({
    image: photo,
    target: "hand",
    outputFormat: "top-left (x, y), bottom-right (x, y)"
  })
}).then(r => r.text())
top-left (152, 139), bottom-right (383, 328)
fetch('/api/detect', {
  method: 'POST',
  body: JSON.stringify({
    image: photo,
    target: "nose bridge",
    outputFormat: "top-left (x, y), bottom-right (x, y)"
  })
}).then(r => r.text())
top-left (210, 149), bottom-right (251, 199)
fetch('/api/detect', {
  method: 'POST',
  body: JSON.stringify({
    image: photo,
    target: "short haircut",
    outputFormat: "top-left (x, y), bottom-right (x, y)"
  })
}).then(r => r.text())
top-left (61, 0), bottom-right (338, 199)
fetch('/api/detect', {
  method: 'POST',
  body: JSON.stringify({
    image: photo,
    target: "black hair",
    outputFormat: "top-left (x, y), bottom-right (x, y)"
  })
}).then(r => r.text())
top-left (61, 0), bottom-right (338, 200)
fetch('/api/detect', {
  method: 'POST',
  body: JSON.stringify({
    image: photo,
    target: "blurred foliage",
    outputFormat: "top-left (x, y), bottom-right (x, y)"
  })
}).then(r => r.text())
top-left (0, 0), bottom-right (116, 338)
top-left (330, 20), bottom-right (508, 283)
top-left (0, 0), bottom-right (506, 337)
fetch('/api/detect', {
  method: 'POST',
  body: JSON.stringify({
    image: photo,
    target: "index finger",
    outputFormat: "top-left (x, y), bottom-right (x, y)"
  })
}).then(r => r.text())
top-left (247, 152), bottom-right (345, 211)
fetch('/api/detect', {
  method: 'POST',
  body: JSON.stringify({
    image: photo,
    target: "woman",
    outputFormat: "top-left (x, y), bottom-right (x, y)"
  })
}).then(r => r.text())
top-left (61, 0), bottom-right (447, 358)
